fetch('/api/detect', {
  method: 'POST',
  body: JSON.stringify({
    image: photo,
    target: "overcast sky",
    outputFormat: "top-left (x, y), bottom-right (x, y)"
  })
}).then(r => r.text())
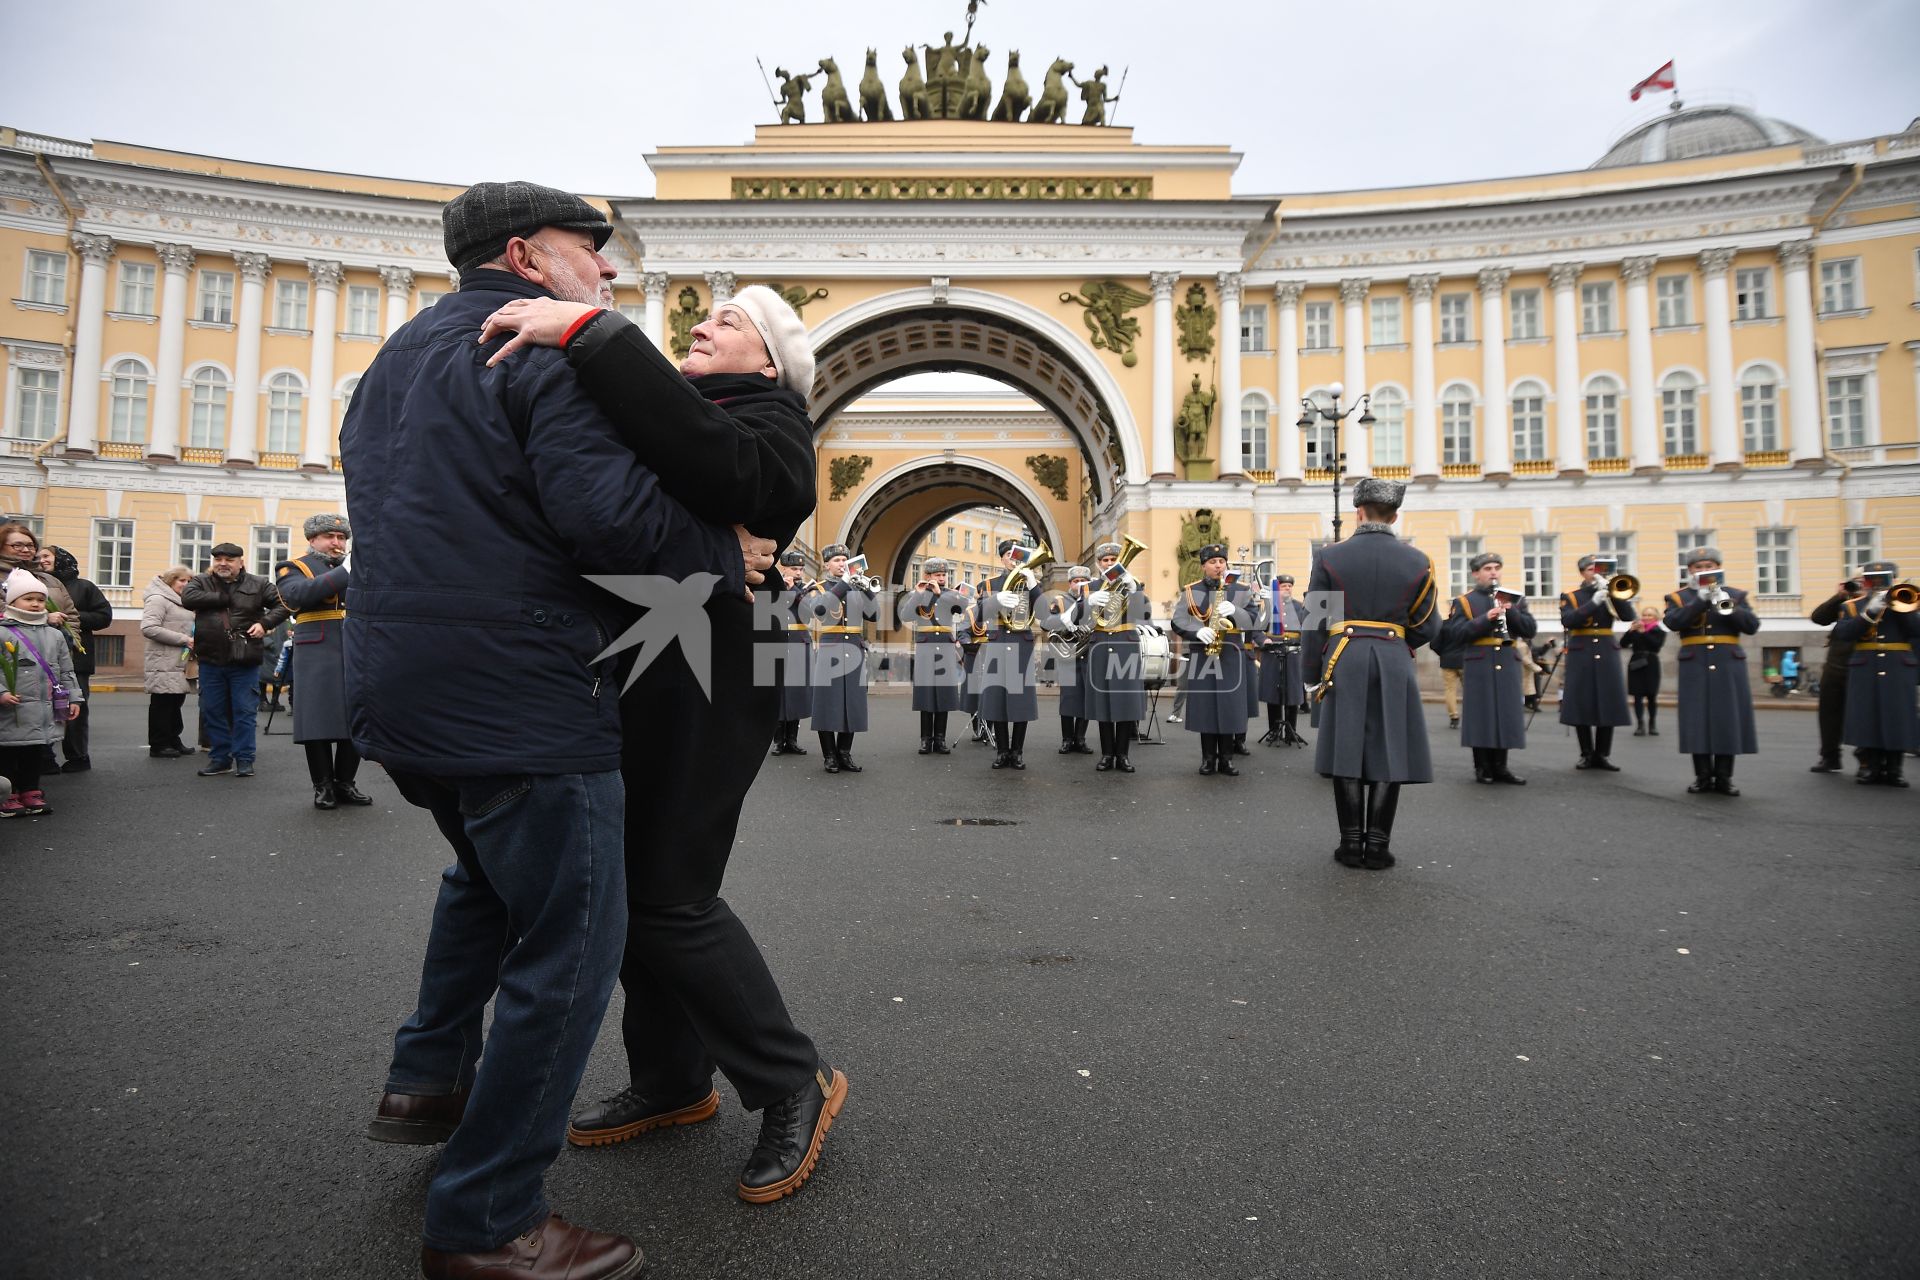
top-left (5, 0), bottom-right (1915, 197)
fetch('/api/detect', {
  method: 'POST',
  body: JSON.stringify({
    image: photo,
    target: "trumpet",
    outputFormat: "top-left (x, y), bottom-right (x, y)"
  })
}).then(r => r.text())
top-left (1690, 568), bottom-right (1735, 615)
top-left (1489, 578), bottom-right (1524, 640)
top-left (1605, 573), bottom-right (1639, 602)
top-left (1864, 581), bottom-right (1920, 621)
top-left (842, 553), bottom-right (883, 594)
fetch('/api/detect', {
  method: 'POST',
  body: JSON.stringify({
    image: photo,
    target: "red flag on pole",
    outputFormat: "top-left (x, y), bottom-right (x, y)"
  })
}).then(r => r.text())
top-left (1631, 60), bottom-right (1676, 102)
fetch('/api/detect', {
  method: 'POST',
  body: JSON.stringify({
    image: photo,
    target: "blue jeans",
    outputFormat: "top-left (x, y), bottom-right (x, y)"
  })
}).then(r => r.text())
top-left (382, 769), bottom-right (628, 1253)
top-left (198, 662), bottom-right (259, 765)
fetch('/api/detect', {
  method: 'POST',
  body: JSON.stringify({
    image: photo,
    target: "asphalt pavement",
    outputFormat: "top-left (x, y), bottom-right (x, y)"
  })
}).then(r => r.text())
top-left (2, 693), bottom-right (1915, 1280)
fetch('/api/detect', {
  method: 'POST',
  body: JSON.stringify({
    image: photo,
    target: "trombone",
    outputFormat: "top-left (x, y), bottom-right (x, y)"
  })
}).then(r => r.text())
top-left (1863, 580), bottom-right (1920, 621)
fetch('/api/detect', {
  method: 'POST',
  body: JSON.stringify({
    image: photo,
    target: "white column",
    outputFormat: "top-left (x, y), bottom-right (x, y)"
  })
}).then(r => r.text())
top-left (64, 233), bottom-right (114, 455)
top-left (145, 242), bottom-right (195, 462)
top-left (1408, 273), bottom-right (1440, 480)
top-left (1149, 271), bottom-right (1179, 478)
top-left (642, 271), bottom-right (671, 352)
top-left (1699, 247), bottom-right (1740, 470)
top-left (1340, 278), bottom-right (1370, 478)
top-left (1217, 272), bottom-right (1243, 479)
top-left (1549, 263), bottom-right (1584, 474)
top-left (1779, 241), bottom-right (1822, 466)
top-left (303, 260), bottom-right (342, 470)
top-left (704, 270), bottom-right (736, 305)
top-left (380, 265), bottom-right (414, 337)
top-left (1275, 281), bottom-right (1303, 481)
top-left (1478, 266), bottom-right (1512, 478)
top-left (227, 252), bottom-right (268, 466)
top-left (1622, 256), bottom-right (1660, 473)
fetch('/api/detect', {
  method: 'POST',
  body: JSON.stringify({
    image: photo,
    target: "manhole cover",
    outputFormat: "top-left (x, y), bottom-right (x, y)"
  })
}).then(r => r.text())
top-left (939, 817), bottom-right (1020, 826)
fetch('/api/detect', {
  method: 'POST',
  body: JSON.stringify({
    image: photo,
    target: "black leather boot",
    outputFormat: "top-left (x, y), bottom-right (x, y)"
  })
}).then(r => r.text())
top-left (1574, 726), bottom-right (1595, 768)
top-left (1198, 733), bottom-right (1218, 775)
top-left (1492, 749), bottom-right (1526, 785)
top-left (1888, 752), bottom-right (1910, 788)
top-left (737, 1063), bottom-right (848, 1205)
top-left (1096, 721), bottom-right (1116, 771)
top-left (821, 733), bottom-right (841, 773)
top-left (1332, 777), bottom-right (1365, 866)
top-left (1712, 754), bottom-right (1737, 796)
top-left (1231, 733), bottom-right (1251, 756)
top-left (1589, 727), bottom-right (1619, 770)
top-left (1115, 722), bottom-right (1136, 772)
top-left (1362, 783), bottom-right (1401, 870)
top-left (918, 712), bottom-right (934, 755)
top-left (1072, 719), bottom-right (1093, 753)
top-left (787, 722), bottom-right (807, 755)
top-left (932, 713), bottom-right (951, 753)
top-left (837, 732), bottom-right (861, 773)
top-left (1261, 706), bottom-right (1282, 745)
top-left (1284, 705), bottom-right (1304, 746)
top-left (1687, 754), bottom-right (1712, 793)
top-left (1059, 716), bottom-right (1077, 754)
top-left (1472, 747), bottom-right (1491, 783)
top-left (991, 722), bottom-right (1011, 769)
top-left (1218, 737), bottom-right (1241, 776)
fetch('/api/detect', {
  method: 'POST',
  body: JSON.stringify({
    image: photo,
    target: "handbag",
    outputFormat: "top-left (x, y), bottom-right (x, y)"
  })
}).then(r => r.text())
top-left (4, 623), bottom-right (72, 721)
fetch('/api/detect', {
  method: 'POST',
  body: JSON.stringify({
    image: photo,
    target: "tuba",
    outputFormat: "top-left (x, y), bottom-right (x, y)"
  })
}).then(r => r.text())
top-left (1003, 540), bottom-right (1053, 631)
top-left (1091, 535), bottom-right (1148, 630)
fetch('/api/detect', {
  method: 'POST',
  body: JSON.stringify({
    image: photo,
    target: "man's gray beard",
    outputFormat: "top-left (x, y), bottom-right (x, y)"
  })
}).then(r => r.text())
top-left (545, 255), bottom-right (614, 308)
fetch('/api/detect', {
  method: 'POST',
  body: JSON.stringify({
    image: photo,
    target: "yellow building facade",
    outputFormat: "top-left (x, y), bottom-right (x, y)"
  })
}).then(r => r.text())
top-left (2, 104), bottom-right (1917, 680)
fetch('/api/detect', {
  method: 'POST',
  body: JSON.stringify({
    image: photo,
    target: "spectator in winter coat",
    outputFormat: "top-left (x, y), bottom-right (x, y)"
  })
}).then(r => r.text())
top-left (0, 568), bottom-right (82, 817)
top-left (46, 546), bottom-right (111, 773)
top-left (141, 567), bottom-right (195, 757)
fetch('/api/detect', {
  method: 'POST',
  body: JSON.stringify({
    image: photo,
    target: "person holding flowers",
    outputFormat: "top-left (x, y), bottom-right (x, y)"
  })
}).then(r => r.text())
top-left (0, 567), bottom-right (83, 816)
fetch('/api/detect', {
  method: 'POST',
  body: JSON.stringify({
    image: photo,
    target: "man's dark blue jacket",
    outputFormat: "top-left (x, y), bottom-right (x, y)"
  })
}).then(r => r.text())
top-left (339, 271), bottom-right (743, 776)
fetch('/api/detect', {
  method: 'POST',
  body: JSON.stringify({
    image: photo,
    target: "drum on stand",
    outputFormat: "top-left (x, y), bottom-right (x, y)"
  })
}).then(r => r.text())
top-left (1137, 623), bottom-right (1175, 689)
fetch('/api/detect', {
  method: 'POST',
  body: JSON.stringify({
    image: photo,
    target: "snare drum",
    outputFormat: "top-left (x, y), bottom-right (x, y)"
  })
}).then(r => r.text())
top-left (1136, 624), bottom-right (1175, 688)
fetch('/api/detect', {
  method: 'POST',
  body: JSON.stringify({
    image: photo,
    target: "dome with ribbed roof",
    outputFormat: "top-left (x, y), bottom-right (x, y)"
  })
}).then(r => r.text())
top-left (1594, 103), bottom-right (1823, 168)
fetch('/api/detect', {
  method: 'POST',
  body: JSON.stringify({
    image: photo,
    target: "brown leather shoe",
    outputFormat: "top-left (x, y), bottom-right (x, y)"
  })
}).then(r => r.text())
top-left (367, 1087), bottom-right (470, 1145)
top-left (420, 1212), bottom-right (644, 1280)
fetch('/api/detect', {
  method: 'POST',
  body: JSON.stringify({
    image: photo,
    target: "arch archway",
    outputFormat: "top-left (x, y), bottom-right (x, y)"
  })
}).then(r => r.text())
top-left (840, 457), bottom-right (1061, 589)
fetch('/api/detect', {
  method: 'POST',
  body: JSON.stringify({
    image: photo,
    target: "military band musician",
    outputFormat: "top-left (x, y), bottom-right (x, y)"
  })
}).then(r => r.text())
top-left (1558, 553), bottom-right (1636, 771)
top-left (1830, 560), bottom-right (1919, 787)
top-left (1441, 552), bottom-right (1534, 785)
top-left (1661, 547), bottom-right (1760, 795)
top-left (907, 558), bottom-right (967, 754)
top-left (1171, 543), bottom-right (1254, 776)
top-left (808, 544), bottom-right (874, 774)
top-left (768, 550), bottom-right (812, 756)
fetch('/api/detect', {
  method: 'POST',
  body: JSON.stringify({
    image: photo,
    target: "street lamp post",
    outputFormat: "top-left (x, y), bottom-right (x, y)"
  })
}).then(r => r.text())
top-left (1295, 380), bottom-right (1375, 544)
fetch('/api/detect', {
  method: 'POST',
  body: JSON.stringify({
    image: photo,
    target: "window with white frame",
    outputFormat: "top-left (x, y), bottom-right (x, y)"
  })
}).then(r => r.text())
top-left (273, 279), bottom-right (310, 330)
top-left (616, 304), bottom-right (646, 326)
top-left (963, 530), bottom-right (972, 551)
top-left (266, 372), bottom-right (304, 452)
top-left (116, 261), bottom-right (156, 315)
top-left (1369, 386), bottom-right (1406, 467)
top-left (1302, 301), bottom-right (1333, 350)
top-left (175, 522), bottom-right (215, 573)
top-left (1734, 267), bottom-right (1771, 320)
top-left (1755, 528), bottom-right (1794, 595)
top-left (1597, 531), bottom-right (1634, 578)
top-left (1826, 374), bottom-right (1868, 448)
top-left (1661, 371), bottom-right (1700, 456)
top-left (339, 375), bottom-right (360, 421)
top-left (1844, 526), bottom-right (1879, 577)
top-left (417, 290), bottom-right (446, 311)
top-left (1510, 380), bottom-right (1547, 461)
top-left (1301, 392), bottom-right (1337, 470)
top-left (1676, 530), bottom-right (1714, 568)
top-left (1448, 536), bottom-right (1484, 595)
top-left (1655, 275), bottom-right (1692, 327)
top-left (1819, 258), bottom-right (1861, 313)
top-left (1508, 288), bottom-right (1542, 340)
top-left (1522, 534), bottom-right (1558, 599)
top-left (197, 270), bottom-right (234, 324)
top-left (252, 525), bottom-right (291, 578)
top-left (188, 368), bottom-right (229, 448)
top-left (13, 367), bottom-right (60, 440)
top-left (946, 527), bottom-right (954, 548)
top-left (1584, 375), bottom-right (1622, 459)
top-left (108, 359), bottom-right (149, 443)
top-left (1441, 385), bottom-right (1475, 463)
top-left (1240, 304), bottom-right (1268, 352)
top-left (1740, 367), bottom-right (1779, 452)
top-left (1581, 282), bottom-right (1615, 332)
top-left (1240, 395), bottom-right (1269, 471)
top-left (93, 518), bottom-right (135, 589)
top-left (23, 250), bottom-right (66, 305)
top-left (5, 513), bottom-right (43, 541)
top-left (1369, 297), bottom-right (1402, 345)
top-left (344, 285), bottom-right (381, 335)
top-left (1438, 293), bottom-right (1472, 343)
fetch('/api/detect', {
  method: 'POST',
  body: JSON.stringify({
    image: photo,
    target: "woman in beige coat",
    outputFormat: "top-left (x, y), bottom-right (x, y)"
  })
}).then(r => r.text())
top-left (141, 567), bottom-right (194, 758)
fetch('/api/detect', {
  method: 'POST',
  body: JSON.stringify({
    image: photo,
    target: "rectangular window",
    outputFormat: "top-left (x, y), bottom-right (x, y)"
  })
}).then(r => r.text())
top-left (1756, 528), bottom-right (1794, 596)
top-left (417, 290), bottom-right (446, 311)
top-left (1676, 530), bottom-right (1714, 574)
top-left (1741, 375), bottom-right (1779, 452)
top-left (274, 279), bottom-right (310, 330)
top-left (1371, 393), bottom-right (1406, 467)
top-left (1522, 534), bottom-right (1557, 600)
top-left (1511, 387), bottom-right (1547, 461)
top-left (1302, 302), bottom-right (1333, 350)
top-left (344, 285), bottom-right (381, 335)
top-left (1734, 267), bottom-right (1771, 320)
top-left (963, 531), bottom-right (972, 551)
top-left (946, 527), bottom-right (954, 548)
top-left (1819, 258), bottom-right (1860, 313)
top-left (1302, 421), bottom-right (1336, 471)
top-left (1508, 289), bottom-right (1542, 340)
top-left (1441, 395), bottom-right (1475, 464)
top-left (1585, 385), bottom-right (1622, 459)
top-left (1662, 383), bottom-right (1699, 456)
top-left (197, 270), bottom-right (234, 324)
top-left (1597, 532), bottom-right (1634, 579)
top-left (1655, 275), bottom-right (1691, 327)
top-left (1826, 374), bottom-right (1868, 448)
top-left (14, 367), bottom-right (60, 440)
top-left (24, 249), bottom-right (67, 305)
top-left (1241, 401), bottom-right (1269, 471)
top-left (1448, 536), bottom-right (1484, 595)
top-left (1438, 293), bottom-right (1472, 343)
top-left (174, 522), bottom-right (216, 573)
top-left (1240, 304), bottom-right (1268, 352)
top-left (93, 518), bottom-right (135, 589)
top-left (1581, 283), bottom-right (1615, 333)
top-left (116, 261), bottom-right (156, 315)
top-left (251, 525), bottom-right (291, 579)
top-left (1844, 527), bottom-right (1879, 577)
top-left (1369, 297), bottom-right (1402, 345)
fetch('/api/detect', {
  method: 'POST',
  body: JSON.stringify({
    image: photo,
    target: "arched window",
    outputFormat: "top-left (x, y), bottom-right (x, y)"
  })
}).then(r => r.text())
top-left (1510, 380), bottom-right (1548, 462)
top-left (266, 372), bottom-right (304, 453)
top-left (188, 368), bottom-right (230, 449)
top-left (1240, 394), bottom-right (1270, 472)
top-left (1441, 385), bottom-right (1476, 464)
top-left (1369, 387), bottom-right (1406, 467)
top-left (338, 374), bottom-right (360, 422)
top-left (1301, 388), bottom-right (1337, 472)
top-left (1661, 370), bottom-right (1700, 456)
top-left (1584, 375), bottom-right (1622, 460)
top-left (1741, 366), bottom-right (1780, 452)
top-left (108, 359), bottom-right (149, 443)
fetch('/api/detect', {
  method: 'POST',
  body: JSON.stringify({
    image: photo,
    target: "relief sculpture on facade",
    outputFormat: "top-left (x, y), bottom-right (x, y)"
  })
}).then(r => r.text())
top-left (1026, 453), bottom-right (1068, 502)
top-left (1058, 279), bottom-right (1149, 367)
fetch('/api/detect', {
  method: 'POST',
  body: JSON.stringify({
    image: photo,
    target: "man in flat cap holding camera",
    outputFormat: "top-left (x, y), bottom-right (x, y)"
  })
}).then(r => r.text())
top-left (275, 512), bottom-right (370, 809)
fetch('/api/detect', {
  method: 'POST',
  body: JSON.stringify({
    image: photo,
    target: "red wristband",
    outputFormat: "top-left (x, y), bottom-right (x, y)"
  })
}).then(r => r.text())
top-left (561, 308), bottom-right (601, 348)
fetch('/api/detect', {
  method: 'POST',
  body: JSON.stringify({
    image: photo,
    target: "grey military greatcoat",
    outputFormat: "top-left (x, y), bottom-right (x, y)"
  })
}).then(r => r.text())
top-left (1557, 584), bottom-right (1634, 727)
top-left (1169, 578), bottom-right (1255, 735)
top-left (274, 550), bottom-right (353, 743)
top-left (808, 578), bottom-right (873, 733)
top-left (1661, 586), bottom-right (1760, 755)
top-left (1442, 588), bottom-right (1537, 750)
top-left (1054, 592), bottom-right (1090, 720)
top-left (908, 586), bottom-right (967, 713)
top-left (974, 572), bottom-right (1042, 722)
top-left (1084, 595), bottom-right (1149, 722)
top-left (1832, 600), bottom-right (1920, 750)
top-left (775, 584), bottom-right (812, 721)
top-left (1305, 526), bottom-right (1442, 782)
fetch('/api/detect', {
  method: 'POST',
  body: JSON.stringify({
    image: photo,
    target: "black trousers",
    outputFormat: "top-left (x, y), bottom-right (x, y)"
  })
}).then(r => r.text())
top-left (616, 594), bottom-right (817, 1111)
top-left (0, 744), bottom-right (44, 793)
top-left (1817, 666), bottom-right (1851, 760)
top-left (304, 740), bottom-right (362, 786)
top-left (147, 692), bottom-right (186, 750)
top-left (62, 673), bottom-right (91, 763)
